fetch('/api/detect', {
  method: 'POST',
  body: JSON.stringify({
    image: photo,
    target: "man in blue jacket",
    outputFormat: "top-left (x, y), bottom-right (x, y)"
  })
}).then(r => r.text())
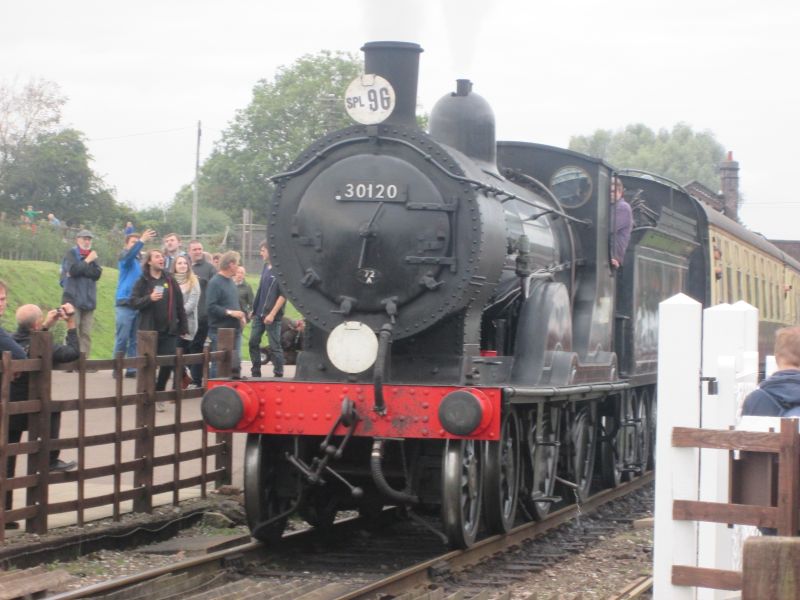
top-left (249, 241), bottom-right (286, 378)
top-left (60, 230), bottom-right (103, 356)
top-left (114, 229), bottom-right (156, 377)
top-left (743, 326), bottom-right (800, 416)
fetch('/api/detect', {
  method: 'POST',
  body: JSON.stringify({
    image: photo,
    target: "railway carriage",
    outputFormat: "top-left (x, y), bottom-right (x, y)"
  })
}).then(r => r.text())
top-left (201, 41), bottom-right (799, 548)
top-left (700, 205), bottom-right (800, 358)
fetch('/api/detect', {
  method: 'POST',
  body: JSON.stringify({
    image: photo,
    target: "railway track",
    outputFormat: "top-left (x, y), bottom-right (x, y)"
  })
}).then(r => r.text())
top-left (607, 575), bottom-right (653, 599)
top-left (47, 473), bottom-right (653, 600)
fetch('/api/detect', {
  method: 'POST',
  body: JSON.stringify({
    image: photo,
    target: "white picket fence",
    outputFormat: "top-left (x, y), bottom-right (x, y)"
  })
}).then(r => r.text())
top-left (653, 294), bottom-right (760, 600)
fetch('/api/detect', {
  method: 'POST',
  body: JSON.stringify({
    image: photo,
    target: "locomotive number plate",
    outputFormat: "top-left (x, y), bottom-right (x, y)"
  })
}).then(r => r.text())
top-left (345, 74), bottom-right (396, 125)
top-left (337, 182), bottom-right (400, 201)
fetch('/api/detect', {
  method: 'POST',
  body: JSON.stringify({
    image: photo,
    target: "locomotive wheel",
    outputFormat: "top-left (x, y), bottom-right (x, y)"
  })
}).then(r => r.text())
top-left (442, 439), bottom-right (483, 548)
top-left (244, 434), bottom-right (291, 544)
top-left (482, 410), bottom-right (521, 534)
top-left (522, 405), bottom-right (561, 521)
top-left (599, 412), bottom-right (622, 488)
top-left (600, 395), bottom-right (628, 488)
top-left (570, 405), bottom-right (597, 502)
top-left (631, 388), bottom-right (650, 476)
top-left (646, 387), bottom-right (657, 471)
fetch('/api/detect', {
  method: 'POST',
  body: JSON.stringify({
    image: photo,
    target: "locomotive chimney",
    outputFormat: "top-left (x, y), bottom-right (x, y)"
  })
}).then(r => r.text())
top-left (361, 41), bottom-right (423, 128)
top-left (719, 150), bottom-right (740, 220)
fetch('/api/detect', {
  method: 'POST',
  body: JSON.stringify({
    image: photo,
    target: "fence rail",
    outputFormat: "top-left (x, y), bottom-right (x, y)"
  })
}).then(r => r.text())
top-left (0, 329), bottom-right (236, 539)
top-left (668, 419), bottom-right (800, 593)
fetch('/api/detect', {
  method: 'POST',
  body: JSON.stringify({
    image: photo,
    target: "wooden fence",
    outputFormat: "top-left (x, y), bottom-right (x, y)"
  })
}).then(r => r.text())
top-left (669, 419), bottom-right (800, 593)
top-left (0, 329), bottom-right (237, 539)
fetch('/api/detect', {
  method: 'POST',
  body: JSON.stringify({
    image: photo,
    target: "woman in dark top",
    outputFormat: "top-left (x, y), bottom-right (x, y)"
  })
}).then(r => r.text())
top-left (129, 250), bottom-right (188, 404)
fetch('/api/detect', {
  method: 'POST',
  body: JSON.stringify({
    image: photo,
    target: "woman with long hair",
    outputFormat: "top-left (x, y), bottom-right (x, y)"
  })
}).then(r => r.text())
top-left (129, 250), bottom-right (188, 409)
top-left (174, 255), bottom-right (201, 388)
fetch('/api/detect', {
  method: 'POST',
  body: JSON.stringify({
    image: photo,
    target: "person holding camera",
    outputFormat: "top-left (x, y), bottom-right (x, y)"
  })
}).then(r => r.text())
top-left (60, 229), bottom-right (102, 356)
top-left (0, 280), bottom-right (26, 528)
top-left (129, 250), bottom-right (188, 410)
top-left (5, 300), bottom-right (79, 526)
top-left (114, 228), bottom-right (156, 378)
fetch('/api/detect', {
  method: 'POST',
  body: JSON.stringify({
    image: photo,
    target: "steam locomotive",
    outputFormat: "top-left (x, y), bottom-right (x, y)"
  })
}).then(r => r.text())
top-left (201, 41), bottom-right (787, 548)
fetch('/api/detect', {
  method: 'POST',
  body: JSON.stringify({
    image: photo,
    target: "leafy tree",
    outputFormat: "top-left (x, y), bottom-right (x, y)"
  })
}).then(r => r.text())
top-left (569, 123), bottom-right (726, 190)
top-left (0, 79), bottom-right (128, 227)
top-left (196, 51), bottom-right (363, 220)
top-left (132, 191), bottom-right (232, 238)
top-left (165, 193), bottom-right (232, 235)
top-left (1, 128), bottom-right (125, 227)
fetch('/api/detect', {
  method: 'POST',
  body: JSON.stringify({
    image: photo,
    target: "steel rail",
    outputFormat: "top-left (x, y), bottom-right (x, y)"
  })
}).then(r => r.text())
top-left (50, 473), bottom-right (653, 599)
top-left (337, 472), bottom-right (654, 600)
top-left (45, 537), bottom-right (262, 600)
top-left (607, 574), bottom-right (654, 599)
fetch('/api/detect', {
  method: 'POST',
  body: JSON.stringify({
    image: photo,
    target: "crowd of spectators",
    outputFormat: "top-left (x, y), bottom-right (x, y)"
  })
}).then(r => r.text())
top-left (0, 227), bottom-right (304, 526)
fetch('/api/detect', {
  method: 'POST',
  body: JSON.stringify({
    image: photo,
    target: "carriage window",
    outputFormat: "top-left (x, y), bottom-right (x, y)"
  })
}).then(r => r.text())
top-left (726, 267), bottom-right (733, 303)
top-left (753, 276), bottom-right (759, 306)
top-left (549, 166), bottom-right (593, 209)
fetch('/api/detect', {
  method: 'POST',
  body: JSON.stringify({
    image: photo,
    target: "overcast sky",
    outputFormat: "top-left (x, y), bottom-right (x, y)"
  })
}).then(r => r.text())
top-left (2, 1), bottom-right (798, 239)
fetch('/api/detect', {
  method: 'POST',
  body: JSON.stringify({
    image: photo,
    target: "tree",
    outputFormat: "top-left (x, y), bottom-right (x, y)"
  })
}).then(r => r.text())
top-left (569, 123), bottom-right (726, 190)
top-left (1, 128), bottom-right (124, 227)
top-left (0, 78), bottom-right (65, 169)
top-left (196, 51), bottom-right (363, 220)
top-left (0, 79), bottom-right (127, 227)
top-left (166, 186), bottom-right (232, 235)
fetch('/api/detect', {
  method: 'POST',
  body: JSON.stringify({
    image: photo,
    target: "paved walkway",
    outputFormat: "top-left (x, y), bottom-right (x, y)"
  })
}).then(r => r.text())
top-left (6, 361), bottom-right (294, 533)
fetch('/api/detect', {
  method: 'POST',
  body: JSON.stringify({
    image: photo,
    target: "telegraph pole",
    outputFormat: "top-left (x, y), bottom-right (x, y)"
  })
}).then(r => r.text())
top-left (191, 120), bottom-right (202, 238)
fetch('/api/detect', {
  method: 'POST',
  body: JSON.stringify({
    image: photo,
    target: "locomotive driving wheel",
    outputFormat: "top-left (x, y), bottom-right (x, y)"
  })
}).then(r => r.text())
top-left (569, 404), bottom-right (597, 502)
top-left (521, 405), bottom-right (561, 520)
top-left (646, 387), bottom-right (657, 470)
top-left (631, 388), bottom-right (651, 475)
top-left (600, 394), bottom-right (627, 488)
top-left (244, 434), bottom-right (292, 544)
top-left (482, 409), bottom-right (521, 534)
top-left (601, 389), bottom-right (649, 486)
top-left (442, 439), bottom-right (483, 548)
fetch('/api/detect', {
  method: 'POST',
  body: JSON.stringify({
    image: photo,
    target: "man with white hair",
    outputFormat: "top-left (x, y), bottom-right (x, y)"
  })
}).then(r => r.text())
top-left (2, 292), bottom-right (78, 528)
top-left (12, 302), bottom-right (79, 472)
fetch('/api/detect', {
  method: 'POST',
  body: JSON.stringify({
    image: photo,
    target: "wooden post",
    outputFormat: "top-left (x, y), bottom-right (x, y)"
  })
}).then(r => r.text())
top-left (214, 328), bottom-right (234, 487)
top-left (215, 328), bottom-right (234, 379)
top-left (777, 418), bottom-right (800, 536)
top-left (742, 537), bottom-right (800, 599)
top-left (133, 331), bottom-right (157, 513)
top-left (76, 349), bottom-right (87, 526)
top-left (654, 293), bottom-right (702, 600)
top-left (0, 351), bottom-right (13, 539)
top-left (26, 332), bottom-right (52, 535)
top-left (173, 348), bottom-right (183, 506)
top-left (113, 349), bottom-right (123, 521)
